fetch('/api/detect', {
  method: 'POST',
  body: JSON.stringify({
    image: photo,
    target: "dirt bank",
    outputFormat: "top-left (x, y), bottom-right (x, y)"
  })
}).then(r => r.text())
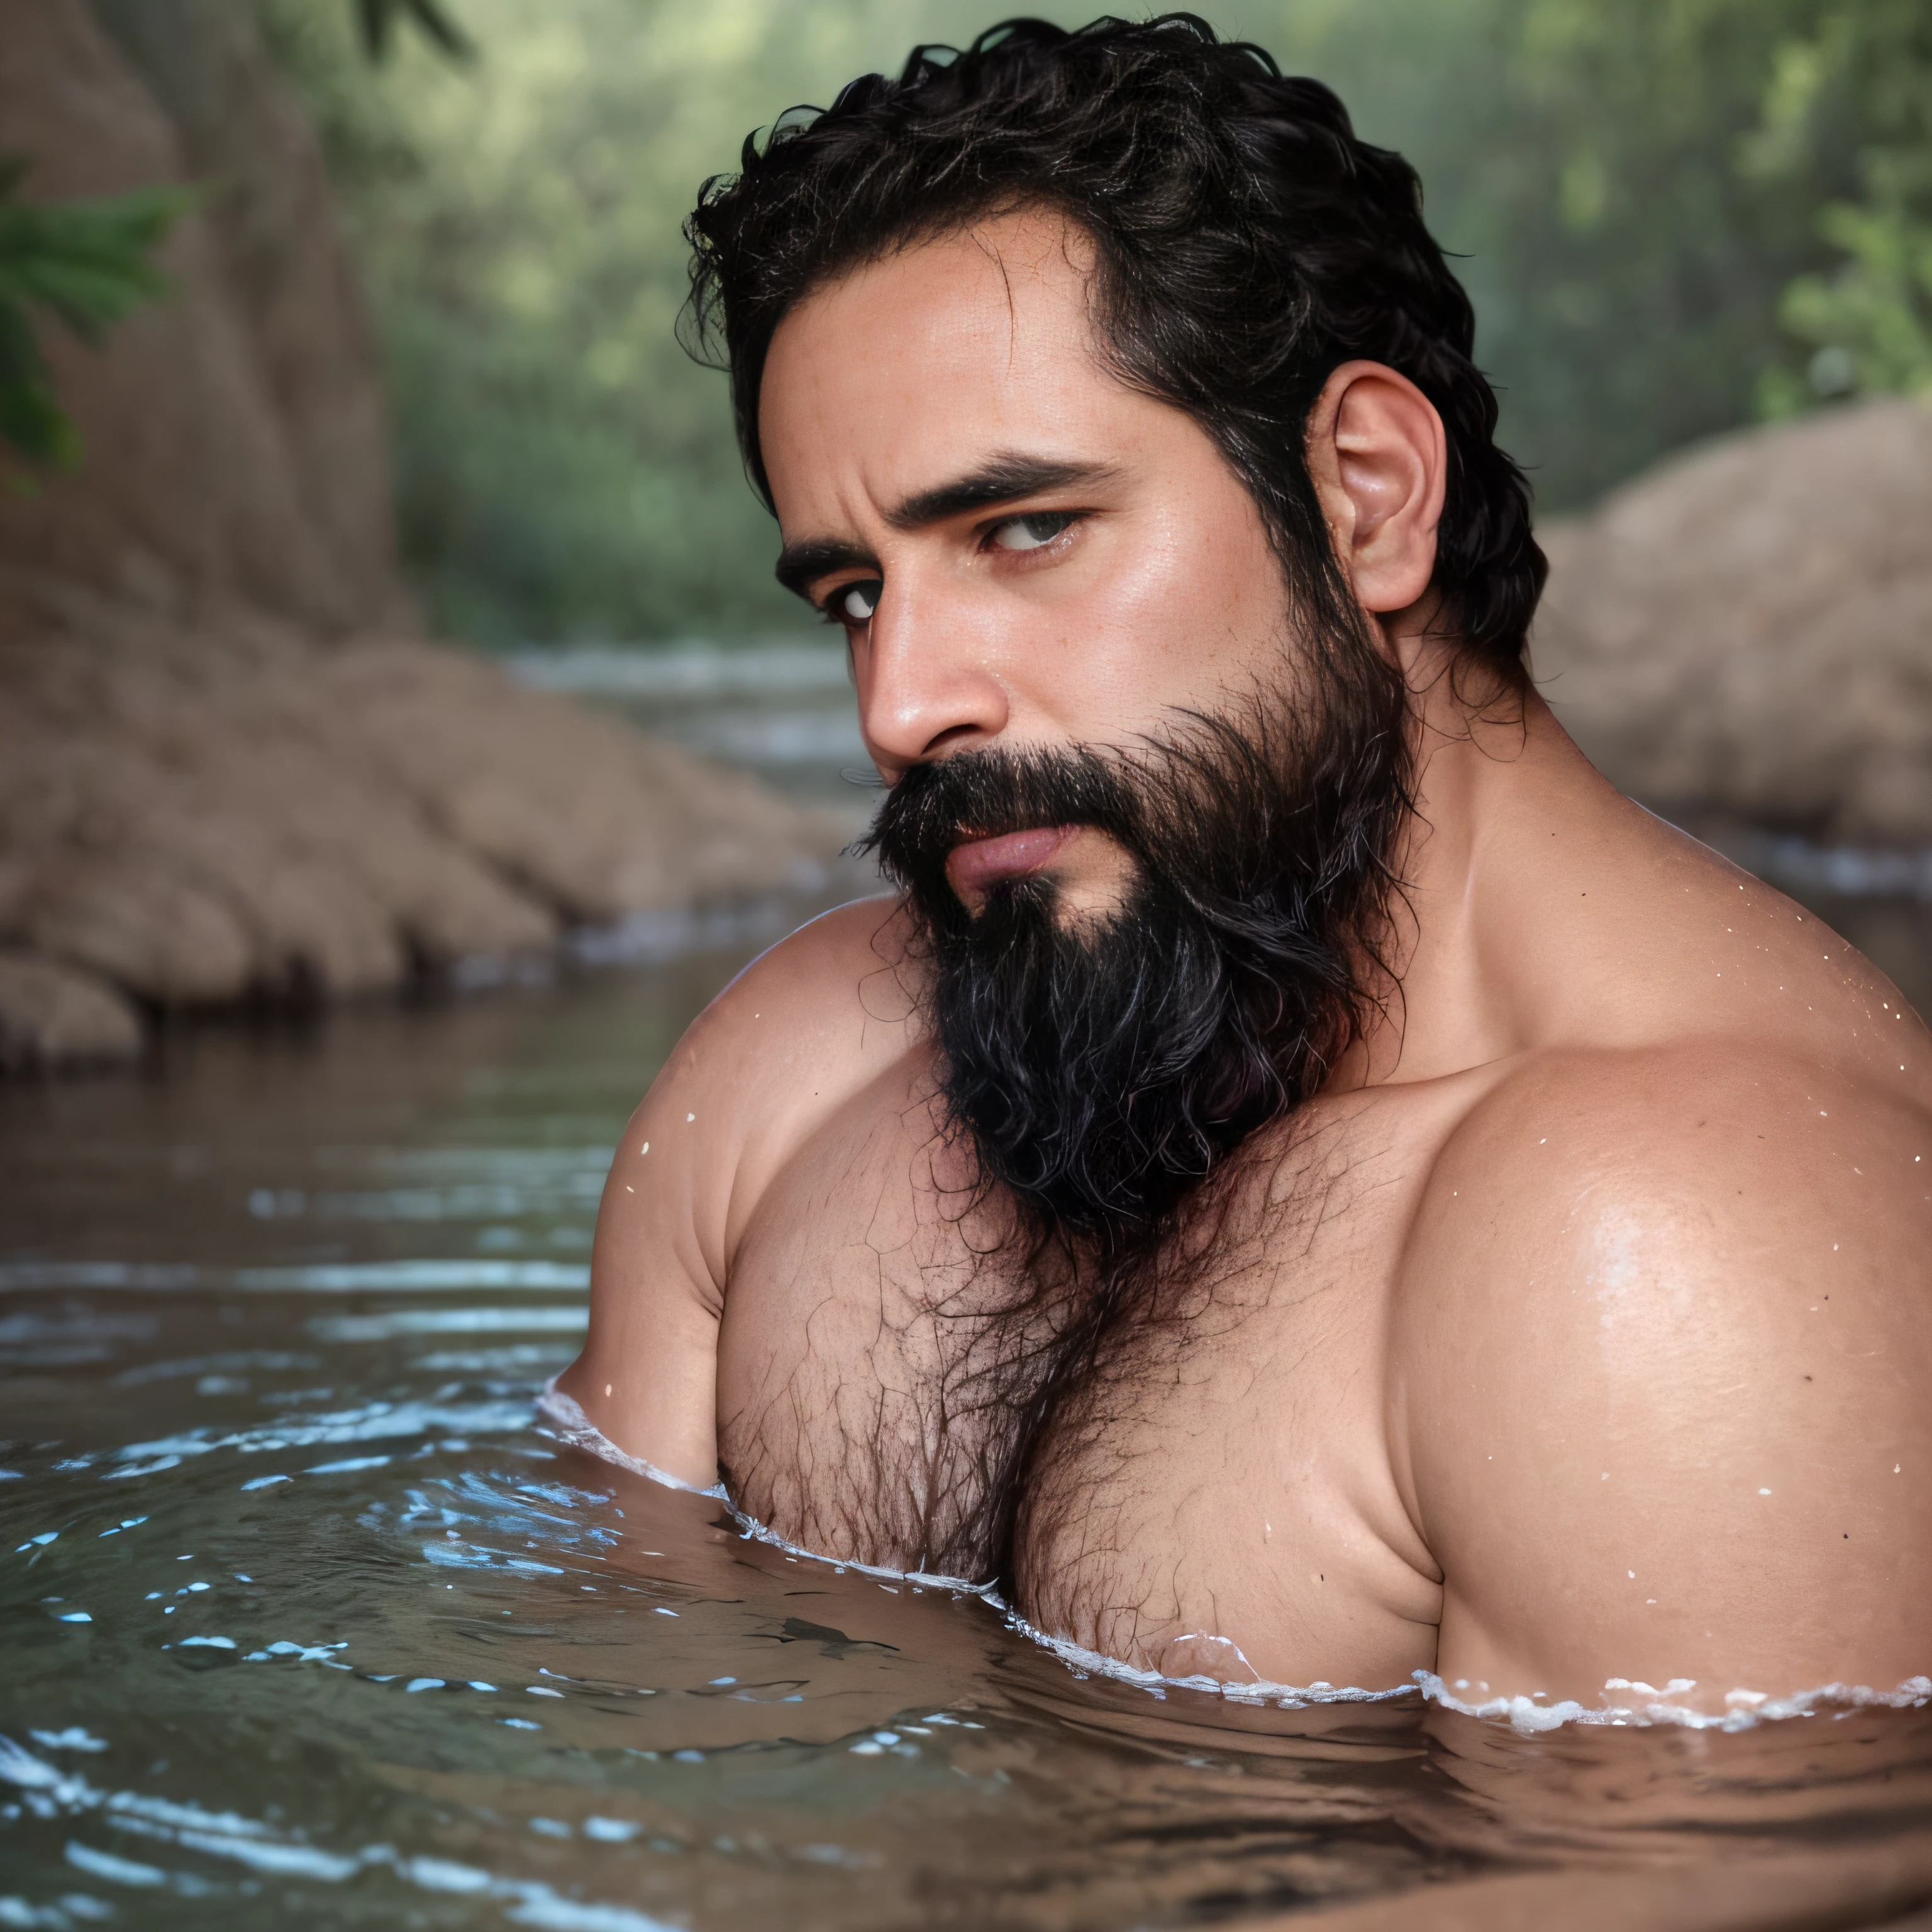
top-left (0, 568), bottom-right (844, 1070)
top-left (0, 0), bottom-right (845, 1072)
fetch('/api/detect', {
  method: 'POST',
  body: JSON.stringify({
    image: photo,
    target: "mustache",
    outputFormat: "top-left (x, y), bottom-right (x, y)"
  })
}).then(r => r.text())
top-left (859, 740), bottom-right (1146, 924)
top-left (860, 706), bottom-right (1394, 932)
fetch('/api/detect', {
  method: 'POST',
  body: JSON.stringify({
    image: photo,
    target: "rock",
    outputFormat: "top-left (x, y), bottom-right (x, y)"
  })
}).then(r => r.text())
top-left (319, 643), bottom-right (840, 922)
top-left (88, 0), bottom-right (408, 630)
top-left (0, 0), bottom-right (850, 1075)
top-left (0, 565), bottom-right (848, 1024)
top-left (0, 0), bottom-right (408, 634)
top-left (1531, 396), bottom-right (1932, 845)
top-left (0, 952), bottom-right (143, 1072)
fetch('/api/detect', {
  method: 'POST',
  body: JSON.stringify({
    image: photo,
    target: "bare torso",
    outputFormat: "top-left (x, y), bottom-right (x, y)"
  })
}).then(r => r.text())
top-left (715, 1022), bottom-right (1463, 1685)
top-left (560, 702), bottom-right (1932, 1710)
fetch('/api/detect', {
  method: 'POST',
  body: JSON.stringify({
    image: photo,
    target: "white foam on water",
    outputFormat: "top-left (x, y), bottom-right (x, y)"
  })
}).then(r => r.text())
top-left (1416, 1670), bottom-right (1932, 1733)
top-left (536, 1381), bottom-right (991, 1591)
top-left (726, 1505), bottom-right (994, 1595)
top-left (528, 1389), bottom-right (1932, 1734)
top-left (1001, 1609), bottom-right (1414, 1709)
top-left (535, 1383), bottom-right (727, 1499)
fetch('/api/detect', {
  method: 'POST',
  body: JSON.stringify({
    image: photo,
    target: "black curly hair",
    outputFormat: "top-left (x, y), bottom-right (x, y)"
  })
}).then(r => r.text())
top-left (684, 12), bottom-right (1546, 682)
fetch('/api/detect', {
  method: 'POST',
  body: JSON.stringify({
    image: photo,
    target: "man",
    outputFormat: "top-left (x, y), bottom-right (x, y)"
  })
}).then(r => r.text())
top-left (556, 18), bottom-right (1932, 1715)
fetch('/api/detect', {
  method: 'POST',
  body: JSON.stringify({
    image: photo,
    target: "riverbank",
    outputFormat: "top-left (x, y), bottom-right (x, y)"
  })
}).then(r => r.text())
top-left (0, 567), bottom-right (848, 1070)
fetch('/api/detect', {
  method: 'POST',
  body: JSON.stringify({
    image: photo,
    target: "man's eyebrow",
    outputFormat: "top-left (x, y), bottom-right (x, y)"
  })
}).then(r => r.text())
top-left (886, 455), bottom-right (1119, 531)
top-left (773, 455), bottom-right (1119, 599)
top-left (774, 537), bottom-right (873, 599)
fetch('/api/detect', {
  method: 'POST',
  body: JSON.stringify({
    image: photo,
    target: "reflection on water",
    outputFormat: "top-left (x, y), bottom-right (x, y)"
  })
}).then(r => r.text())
top-left (6, 958), bottom-right (1932, 1929)
top-left (511, 643), bottom-right (874, 820)
top-left (4, 652), bottom-right (1932, 1928)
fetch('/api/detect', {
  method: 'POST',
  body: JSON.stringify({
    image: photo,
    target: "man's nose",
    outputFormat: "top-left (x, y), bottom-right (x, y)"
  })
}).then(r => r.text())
top-left (855, 584), bottom-right (1010, 774)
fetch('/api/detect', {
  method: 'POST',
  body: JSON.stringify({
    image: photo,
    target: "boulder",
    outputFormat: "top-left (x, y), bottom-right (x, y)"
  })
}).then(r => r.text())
top-left (1531, 396), bottom-right (1932, 845)
top-left (88, 0), bottom-right (406, 629)
top-left (0, 0), bottom-right (408, 633)
top-left (0, 952), bottom-right (143, 1072)
top-left (0, 0), bottom-right (848, 1074)
top-left (318, 643), bottom-right (840, 921)
top-left (0, 569), bottom-right (847, 1030)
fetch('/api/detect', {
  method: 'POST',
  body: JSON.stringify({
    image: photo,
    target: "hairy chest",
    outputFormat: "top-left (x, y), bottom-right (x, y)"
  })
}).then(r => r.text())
top-left (713, 1065), bottom-right (1450, 1687)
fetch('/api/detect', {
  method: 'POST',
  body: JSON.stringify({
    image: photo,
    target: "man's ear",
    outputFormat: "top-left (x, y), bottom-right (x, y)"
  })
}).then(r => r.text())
top-left (1304, 360), bottom-right (1446, 619)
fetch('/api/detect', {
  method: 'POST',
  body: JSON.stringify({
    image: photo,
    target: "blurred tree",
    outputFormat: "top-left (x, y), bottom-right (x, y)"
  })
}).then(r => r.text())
top-left (1269, 0), bottom-right (1875, 510)
top-left (1752, 0), bottom-right (1932, 404)
top-left (257, 0), bottom-right (1932, 646)
top-left (0, 158), bottom-right (189, 472)
top-left (353, 0), bottom-right (470, 62)
top-left (260, 0), bottom-right (1087, 647)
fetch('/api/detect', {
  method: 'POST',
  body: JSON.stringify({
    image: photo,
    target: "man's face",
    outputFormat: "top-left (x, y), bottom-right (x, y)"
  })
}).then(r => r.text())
top-left (756, 211), bottom-right (1413, 1261)
top-left (759, 210), bottom-right (1296, 922)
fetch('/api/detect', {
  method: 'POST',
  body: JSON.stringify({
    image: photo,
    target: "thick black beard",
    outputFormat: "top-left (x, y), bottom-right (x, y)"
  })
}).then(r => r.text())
top-left (861, 686), bottom-right (1413, 1275)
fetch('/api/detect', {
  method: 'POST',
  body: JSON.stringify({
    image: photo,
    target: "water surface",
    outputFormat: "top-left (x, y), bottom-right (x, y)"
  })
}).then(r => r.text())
top-left (8, 950), bottom-right (1932, 1931)
top-left (6, 653), bottom-right (1932, 1929)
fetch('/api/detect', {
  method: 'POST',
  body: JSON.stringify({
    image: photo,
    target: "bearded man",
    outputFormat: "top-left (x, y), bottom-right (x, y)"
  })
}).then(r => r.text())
top-left (555, 17), bottom-right (1932, 1714)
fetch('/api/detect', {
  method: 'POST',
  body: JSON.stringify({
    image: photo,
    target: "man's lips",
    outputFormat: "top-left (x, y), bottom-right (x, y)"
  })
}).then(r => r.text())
top-left (944, 824), bottom-right (1080, 904)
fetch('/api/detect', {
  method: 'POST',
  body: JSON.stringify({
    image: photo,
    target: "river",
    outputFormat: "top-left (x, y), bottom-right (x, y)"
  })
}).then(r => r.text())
top-left (3, 647), bottom-right (1930, 1931)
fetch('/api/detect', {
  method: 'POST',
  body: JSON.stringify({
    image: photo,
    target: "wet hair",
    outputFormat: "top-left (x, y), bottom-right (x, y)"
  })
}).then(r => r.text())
top-left (684, 11), bottom-right (1547, 682)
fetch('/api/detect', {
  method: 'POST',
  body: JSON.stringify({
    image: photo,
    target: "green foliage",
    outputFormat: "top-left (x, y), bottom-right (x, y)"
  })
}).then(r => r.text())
top-left (1753, 1), bottom-right (1932, 404)
top-left (269, 0), bottom-right (1094, 646)
top-left (353, 0), bottom-right (472, 62)
top-left (0, 158), bottom-right (191, 470)
top-left (263, 0), bottom-right (1932, 646)
top-left (1263, 0), bottom-right (1877, 510)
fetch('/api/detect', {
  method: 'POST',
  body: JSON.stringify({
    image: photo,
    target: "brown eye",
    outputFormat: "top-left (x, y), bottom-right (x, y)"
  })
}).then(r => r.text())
top-left (840, 579), bottom-right (883, 622)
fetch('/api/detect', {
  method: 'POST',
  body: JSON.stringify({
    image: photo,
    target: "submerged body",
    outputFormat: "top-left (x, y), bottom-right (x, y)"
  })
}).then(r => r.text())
top-left (562, 689), bottom-right (1932, 1711)
top-left (561, 24), bottom-right (1932, 1714)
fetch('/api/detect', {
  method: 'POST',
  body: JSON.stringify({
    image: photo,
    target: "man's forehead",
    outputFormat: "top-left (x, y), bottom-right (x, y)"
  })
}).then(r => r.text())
top-left (757, 214), bottom-right (1126, 533)
top-left (773, 209), bottom-right (1099, 367)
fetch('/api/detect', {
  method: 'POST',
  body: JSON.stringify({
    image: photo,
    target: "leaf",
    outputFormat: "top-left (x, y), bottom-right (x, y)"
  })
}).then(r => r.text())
top-left (355, 0), bottom-right (472, 64)
top-left (0, 159), bottom-right (193, 467)
top-left (0, 299), bottom-right (75, 468)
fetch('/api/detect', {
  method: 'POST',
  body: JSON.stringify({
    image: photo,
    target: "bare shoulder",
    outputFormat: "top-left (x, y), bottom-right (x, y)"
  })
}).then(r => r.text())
top-left (1389, 1030), bottom-right (1932, 1707)
top-left (615, 894), bottom-right (921, 1258)
top-left (554, 896), bottom-right (919, 1485)
top-left (662, 894), bottom-right (920, 1129)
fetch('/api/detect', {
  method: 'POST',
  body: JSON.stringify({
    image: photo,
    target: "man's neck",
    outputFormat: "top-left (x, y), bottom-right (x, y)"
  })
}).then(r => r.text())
top-left (1335, 665), bottom-right (1614, 1092)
